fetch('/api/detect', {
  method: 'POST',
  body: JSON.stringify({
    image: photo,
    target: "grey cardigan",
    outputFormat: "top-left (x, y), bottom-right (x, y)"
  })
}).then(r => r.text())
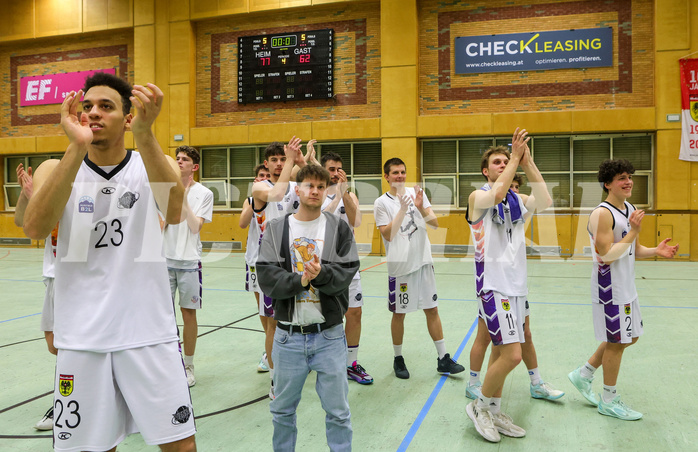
top-left (257, 212), bottom-right (360, 326)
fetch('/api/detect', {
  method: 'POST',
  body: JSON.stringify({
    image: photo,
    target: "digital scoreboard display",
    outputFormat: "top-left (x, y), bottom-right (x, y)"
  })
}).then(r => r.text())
top-left (238, 29), bottom-right (334, 103)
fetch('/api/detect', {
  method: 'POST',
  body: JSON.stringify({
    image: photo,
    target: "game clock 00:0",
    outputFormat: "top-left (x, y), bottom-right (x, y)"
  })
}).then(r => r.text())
top-left (238, 29), bottom-right (334, 104)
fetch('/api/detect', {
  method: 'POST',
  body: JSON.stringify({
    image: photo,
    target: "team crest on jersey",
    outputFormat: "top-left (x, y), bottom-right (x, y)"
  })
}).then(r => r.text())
top-left (171, 405), bottom-right (191, 425)
top-left (624, 304), bottom-right (631, 315)
top-left (400, 283), bottom-right (408, 293)
top-left (59, 374), bottom-right (74, 397)
top-left (78, 196), bottom-right (94, 213)
top-left (501, 299), bottom-right (510, 311)
top-left (117, 191), bottom-right (140, 209)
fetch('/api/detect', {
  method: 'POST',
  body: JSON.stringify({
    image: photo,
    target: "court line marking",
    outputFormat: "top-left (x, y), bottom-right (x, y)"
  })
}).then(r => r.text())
top-left (0, 313), bottom-right (41, 324)
top-left (397, 316), bottom-right (478, 452)
top-left (360, 260), bottom-right (386, 272)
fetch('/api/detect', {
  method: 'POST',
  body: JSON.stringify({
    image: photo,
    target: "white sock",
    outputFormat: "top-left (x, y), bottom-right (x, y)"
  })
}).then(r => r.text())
top-left (469, 370), bottom-right (481, 386)
top-left (581, 362), bottom-right (596, 379)
top-left (393, 344), bottom-right (403, 357)
top-left (347, 345), bottom-right (358, 367)
top-left (602, 384), bottom-right (617, 403)
top-left (528, 367), bottom-right (541, 386)
top-left (433, 339), bottom-right (447, 359)
top-left (489, 397), bottom-right (502, 415)
top-left (477, 395), bottom-right (491, 410)
top-left (183, 354), bottom-right (194, 367)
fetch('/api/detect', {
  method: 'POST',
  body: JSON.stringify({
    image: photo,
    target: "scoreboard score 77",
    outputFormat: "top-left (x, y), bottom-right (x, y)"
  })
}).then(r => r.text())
top-left (238, 29), bottom-right (334, 103)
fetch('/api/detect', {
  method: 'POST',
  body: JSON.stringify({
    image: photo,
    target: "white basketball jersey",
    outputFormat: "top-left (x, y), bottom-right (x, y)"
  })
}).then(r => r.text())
top-left (468, 186), bottom-right (529, 297)
top-left (265, 180), bottom-right (300, 220)
top-left (588, 201), bottom-right (638, 305)
top-left (53, 151), bottom-right (178, 352)
top-left (322, 192), bottom-right (360, 280)
top-left (42, 223), bottom-right (59, 278)
top-left (244, 196), bottom-right (267, 265)
top-left (163, 181), bottom-right (213, 268)
top-left (244, 180), bottom-right (299, 265)
top-left (373, 187), bottom-right (433, 277)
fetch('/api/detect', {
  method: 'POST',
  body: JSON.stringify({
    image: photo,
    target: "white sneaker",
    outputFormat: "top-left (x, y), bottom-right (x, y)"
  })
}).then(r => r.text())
top-left (185, 364), bottom-right (196, 387)
top-left (492, 411), bottom-right (526, 437)
top-left (257, 352), bottom-right (270, 372)
top-left (269, 381), bottom-right (275, 400)
top-left (466, 401), bottom-right (501, 443)
top-left (530, 381), bottom-right (565, 400)
top-left (34, 407), bottom-right (53, 430)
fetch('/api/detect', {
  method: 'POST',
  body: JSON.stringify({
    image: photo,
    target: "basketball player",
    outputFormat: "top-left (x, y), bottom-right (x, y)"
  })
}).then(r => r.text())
top-left (568, 159), bottom-right (678, 420)
top-left (465, 128), bottom-right (552, 443)
top-left (14, 162), bottom-right (57, 430)
top-left (373, 158), bottom-right (465, 380)
top-left (239, 164), bottom-right (272, 373)
top-left (248, 137), bottom-right (304, 398)
top-left (465, 172), bottom-right (564, 402)
top-left (320, 151), bottom-right (372, 384)
top-left (22, 73), bottom-right (196, 451)
top-left (163, 145), bottom-right (213, 387)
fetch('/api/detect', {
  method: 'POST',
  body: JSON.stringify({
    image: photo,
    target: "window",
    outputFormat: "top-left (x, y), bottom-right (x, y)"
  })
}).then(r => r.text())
top-left (317, 142), bottom-right (383, 208)
top-left (421, 133), bottom-right (653, 210)
top-left (4, 155), bottom-right (62, 210)
top-left (200, 141), bottom-right (383, 210)
top-left (200, 146), bottom-right (266, 209)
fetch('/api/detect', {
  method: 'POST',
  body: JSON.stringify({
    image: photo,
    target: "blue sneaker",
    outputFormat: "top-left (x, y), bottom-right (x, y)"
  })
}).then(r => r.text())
top-left (466, 382), bottom-right (482, 400)
top-left (567, 367), bottom-right (598, 406)
top-left (530, 381), bottom-right (565, 400)
top-left (597, 395), bottom-right (642, 421)
top-left (257, 352), bottom-right (270, 372)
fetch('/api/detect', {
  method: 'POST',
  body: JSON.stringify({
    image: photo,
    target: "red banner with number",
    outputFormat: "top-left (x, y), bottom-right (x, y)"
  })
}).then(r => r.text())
top-left (680, 58), bottom-right (698, 161)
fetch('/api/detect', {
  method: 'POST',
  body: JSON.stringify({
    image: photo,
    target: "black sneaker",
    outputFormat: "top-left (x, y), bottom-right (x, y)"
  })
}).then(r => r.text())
top-left (437, 353), bottom-right (465, 375)
top-left (393, 355), bottom-right (410, 379)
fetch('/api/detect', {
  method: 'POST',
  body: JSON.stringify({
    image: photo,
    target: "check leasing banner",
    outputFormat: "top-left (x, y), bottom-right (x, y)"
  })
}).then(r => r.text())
top-left (455, 28), bottom-right (613, 75)
top-left (679, 58), bottom-right (698, 162)
top-left (20, 69), bottom-right (117, 107)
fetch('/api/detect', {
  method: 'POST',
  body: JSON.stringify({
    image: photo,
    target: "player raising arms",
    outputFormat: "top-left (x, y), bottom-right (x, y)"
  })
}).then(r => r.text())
top-left (568, 159), bottom-right (678, 421)
top-left (23, 73), bottom-right (196, 451)
top-left (465, 128), bottom-right (552, 443)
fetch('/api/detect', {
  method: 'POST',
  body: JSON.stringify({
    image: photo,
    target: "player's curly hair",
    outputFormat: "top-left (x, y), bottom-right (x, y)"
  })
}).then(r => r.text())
top-left (83, 72), bottom-right (132, 115)
top-left (598, 159), bottom-right (635, 193)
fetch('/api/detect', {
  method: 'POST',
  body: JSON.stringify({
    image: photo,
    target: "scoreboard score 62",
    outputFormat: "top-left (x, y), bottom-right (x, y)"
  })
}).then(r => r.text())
top-left (238, 29), bottom-right (333, 103)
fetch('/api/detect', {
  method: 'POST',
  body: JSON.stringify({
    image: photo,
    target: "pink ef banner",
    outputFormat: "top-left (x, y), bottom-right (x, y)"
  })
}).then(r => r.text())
top-left (19, 69), bottom-right (116, 107)
top-left (680, 58), bottom-right (698, 161)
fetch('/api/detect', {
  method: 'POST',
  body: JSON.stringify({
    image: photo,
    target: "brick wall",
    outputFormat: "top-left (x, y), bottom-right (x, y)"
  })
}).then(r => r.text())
top-left (195, 2), bottom-right (381, 128)
top-left (1, 30), bottom-right (133, 137)
top-left (418, 0), bottom-right (654, 115)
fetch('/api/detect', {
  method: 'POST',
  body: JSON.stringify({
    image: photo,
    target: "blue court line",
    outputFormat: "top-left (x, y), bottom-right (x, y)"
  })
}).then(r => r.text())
top-left (0, 313), bottom-right (41, 324)
top-left (396, 317), bottom-right (478, 452)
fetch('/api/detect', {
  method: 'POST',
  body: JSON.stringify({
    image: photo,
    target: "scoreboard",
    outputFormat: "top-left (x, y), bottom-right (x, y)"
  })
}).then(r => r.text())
top-left (238, 29), bottom-right (334, 103)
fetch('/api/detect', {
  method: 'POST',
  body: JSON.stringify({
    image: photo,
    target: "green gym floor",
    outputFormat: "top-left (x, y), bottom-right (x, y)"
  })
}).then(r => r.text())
top-left (1, 246), bottom-right (696, 451)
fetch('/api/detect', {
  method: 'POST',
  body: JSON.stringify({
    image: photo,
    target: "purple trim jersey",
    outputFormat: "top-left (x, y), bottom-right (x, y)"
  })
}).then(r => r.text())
top-left (588, 201), bottom-right (638, 305)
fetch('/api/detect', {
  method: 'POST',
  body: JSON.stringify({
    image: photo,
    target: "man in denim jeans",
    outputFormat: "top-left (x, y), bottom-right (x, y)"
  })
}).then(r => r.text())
top-left (257, 164), bottom-right (360, 451)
